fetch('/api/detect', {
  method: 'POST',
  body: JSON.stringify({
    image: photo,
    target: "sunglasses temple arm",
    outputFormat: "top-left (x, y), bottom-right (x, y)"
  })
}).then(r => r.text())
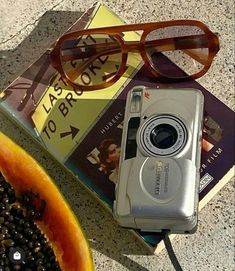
top-left (182, 49), bottom-right (208, 65)
top-left (146, 34), bottom-right (209, 64)
top-left (61, 42), bottom-right (121, 62)
top-left (65, 48), bottom-right (122, 82)
top-left (175, 34), bottom-right (210, 65)
top-left (62, 33), bottom-right (209, 62)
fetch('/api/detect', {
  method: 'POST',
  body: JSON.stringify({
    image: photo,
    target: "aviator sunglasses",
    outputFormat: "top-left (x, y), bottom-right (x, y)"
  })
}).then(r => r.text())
top-left (50, 20), bottom-right (220, 91)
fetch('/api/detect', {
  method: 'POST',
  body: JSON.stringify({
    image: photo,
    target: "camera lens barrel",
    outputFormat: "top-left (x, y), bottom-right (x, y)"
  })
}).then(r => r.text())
top-left (138, 114), bottom-right (187, 156)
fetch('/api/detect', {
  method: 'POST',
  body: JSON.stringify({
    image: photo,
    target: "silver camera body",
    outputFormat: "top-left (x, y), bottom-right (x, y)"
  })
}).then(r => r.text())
top-left (113, 86), bottom-right (204, 233)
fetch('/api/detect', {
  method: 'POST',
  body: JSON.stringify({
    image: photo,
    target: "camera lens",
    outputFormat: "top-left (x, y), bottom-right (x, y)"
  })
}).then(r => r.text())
top-left (138, 114), bottom-right (187, 156)
top-left (150, 124), bottom-right (178, 149)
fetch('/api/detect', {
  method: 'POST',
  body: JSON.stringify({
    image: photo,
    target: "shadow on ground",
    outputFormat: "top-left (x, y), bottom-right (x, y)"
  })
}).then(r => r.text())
top-left (0, 9), bottom-right (157, 271)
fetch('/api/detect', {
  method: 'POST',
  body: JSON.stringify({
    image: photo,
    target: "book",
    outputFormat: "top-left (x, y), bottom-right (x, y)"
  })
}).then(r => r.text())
top-left (0, 2), bottom-right (234, 254)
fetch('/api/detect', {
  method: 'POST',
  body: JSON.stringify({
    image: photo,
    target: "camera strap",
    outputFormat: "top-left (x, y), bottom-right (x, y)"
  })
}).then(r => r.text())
top-left (163, 230), bottom-right (183, 271)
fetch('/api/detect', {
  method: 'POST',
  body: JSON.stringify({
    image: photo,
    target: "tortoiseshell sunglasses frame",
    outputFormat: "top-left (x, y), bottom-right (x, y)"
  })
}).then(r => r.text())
top-left (50, 20), bottom-right (220, 91)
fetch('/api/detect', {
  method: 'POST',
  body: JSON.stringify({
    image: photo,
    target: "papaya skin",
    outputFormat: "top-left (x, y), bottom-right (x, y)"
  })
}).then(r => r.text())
top-left (0, 132), bottom-right (94, 271)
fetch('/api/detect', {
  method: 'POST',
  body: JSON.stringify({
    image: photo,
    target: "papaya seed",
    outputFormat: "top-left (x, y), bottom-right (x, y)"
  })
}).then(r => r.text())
top-left (0, 174), bottom-right (61, 270)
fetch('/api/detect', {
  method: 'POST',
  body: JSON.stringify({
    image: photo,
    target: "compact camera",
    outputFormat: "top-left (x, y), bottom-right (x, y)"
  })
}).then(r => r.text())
top-left (113, 86), bottom-right (204, 233)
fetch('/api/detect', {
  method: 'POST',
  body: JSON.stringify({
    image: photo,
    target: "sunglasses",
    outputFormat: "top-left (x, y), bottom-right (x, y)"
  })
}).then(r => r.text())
top-left (50, 20), bottom-right (220, 91)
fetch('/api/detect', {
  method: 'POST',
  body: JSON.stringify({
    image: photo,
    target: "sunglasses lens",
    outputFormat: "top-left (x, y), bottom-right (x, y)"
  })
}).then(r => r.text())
top-left (60, 34), bottom-right (122, 87)
top-left (145, 25), bottom-right (209, 78)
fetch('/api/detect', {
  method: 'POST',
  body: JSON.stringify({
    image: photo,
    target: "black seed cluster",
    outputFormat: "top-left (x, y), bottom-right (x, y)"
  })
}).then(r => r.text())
top-left (19, 190), bottom-right (46, 221)
top-left (0, 173), bottom-right (61, 271)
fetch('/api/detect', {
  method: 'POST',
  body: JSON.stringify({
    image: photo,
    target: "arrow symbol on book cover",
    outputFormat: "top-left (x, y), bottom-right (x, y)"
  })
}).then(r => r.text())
top-left (60, 125), bottom-right (79, 140)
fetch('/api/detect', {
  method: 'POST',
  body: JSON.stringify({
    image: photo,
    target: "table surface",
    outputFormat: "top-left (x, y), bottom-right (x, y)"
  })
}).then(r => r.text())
top-left (0, 0), bottom-right (234, 270)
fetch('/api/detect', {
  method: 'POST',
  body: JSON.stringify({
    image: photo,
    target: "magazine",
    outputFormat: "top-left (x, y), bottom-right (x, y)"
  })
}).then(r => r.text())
top-left (0, 2), bottom-right (234, 253)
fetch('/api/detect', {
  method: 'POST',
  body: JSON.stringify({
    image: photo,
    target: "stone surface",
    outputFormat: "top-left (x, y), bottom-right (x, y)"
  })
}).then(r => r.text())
top-left (0, 0), bottom-right (234, 270)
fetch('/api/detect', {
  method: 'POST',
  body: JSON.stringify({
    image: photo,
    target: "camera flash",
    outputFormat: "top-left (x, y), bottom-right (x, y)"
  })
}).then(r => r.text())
top-left (130, 90), bottom-right (142, 113)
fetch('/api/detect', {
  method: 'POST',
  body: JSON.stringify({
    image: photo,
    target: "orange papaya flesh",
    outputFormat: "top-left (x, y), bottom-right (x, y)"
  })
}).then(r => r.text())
top-left (0, 132), bottom-right (94, 271)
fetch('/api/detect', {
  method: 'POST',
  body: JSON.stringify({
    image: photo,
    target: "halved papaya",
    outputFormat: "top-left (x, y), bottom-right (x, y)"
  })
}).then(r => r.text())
top-left (0, 132), bottom-right (94, 271)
